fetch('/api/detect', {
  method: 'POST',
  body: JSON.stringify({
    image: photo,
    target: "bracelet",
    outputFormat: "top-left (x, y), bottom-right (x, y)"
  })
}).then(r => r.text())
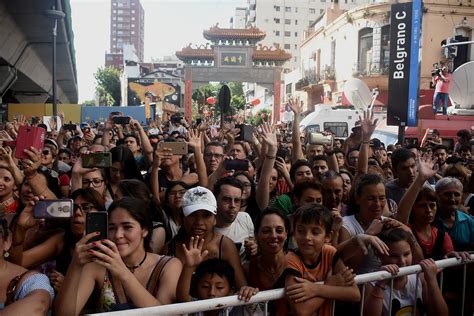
top-left (265, 155), bottom-right (276, 160)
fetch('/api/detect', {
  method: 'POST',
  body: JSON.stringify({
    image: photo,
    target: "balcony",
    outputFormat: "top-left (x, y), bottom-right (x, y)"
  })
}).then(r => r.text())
top-left (295, 66), bottom-right (335, 91)
top-left (352, 62), bottom-right (389, 90)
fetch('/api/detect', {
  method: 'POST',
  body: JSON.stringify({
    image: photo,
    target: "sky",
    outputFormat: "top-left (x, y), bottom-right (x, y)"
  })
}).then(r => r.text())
top-left (70, 0), bottom-right (246, 102)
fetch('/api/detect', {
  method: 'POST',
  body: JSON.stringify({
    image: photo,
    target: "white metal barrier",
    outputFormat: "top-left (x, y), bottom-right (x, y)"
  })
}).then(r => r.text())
top-left (89, 255), bottom-right (474, 316)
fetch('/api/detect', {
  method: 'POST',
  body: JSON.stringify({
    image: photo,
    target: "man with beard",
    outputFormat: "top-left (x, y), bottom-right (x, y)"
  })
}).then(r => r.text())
top-left (213, 176), bottom-right (254, 264)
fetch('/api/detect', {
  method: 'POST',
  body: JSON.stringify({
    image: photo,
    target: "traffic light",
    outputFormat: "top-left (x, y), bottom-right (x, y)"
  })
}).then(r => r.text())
top-left (443, 37), bottom-right (458, 59)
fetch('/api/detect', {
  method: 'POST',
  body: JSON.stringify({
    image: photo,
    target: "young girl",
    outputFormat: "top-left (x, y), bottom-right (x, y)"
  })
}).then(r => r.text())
top-left (285, 203), bottom-right (360, 316)
top-left (54, 197), bottom-right (182, 314)
top-left (364, 228), bottom-right (448, 316)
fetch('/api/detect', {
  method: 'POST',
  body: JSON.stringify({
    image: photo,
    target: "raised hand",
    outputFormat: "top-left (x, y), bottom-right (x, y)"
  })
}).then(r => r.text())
top-left (187, 128), bottom-right (202, 151)
top-left (360, 108), bottom-right (378, 142)
top-left (416, 159), bottom-right (437, 181)
top-left (49, 117), bottom-right (58, 132)
top-left (182, 236), bottom-right (209, 268)
top-left (72, 232), bottom-right (100, 266)
top-left (89, 239), bottom-right (131, 279)
top-left (22, 146), bottom-right (42, 177)
top-left (260, 124), bottom-right (277, 149)
top-left (287, 96), bottom-right (303, 115)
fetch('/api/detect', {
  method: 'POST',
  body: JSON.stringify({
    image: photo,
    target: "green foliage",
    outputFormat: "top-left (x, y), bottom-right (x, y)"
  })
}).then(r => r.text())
top-left (94, 67), bottom-right (121, 106)
top-left (248, 108), bottom-right (271, 125)
top-left (81, 99), bottom-right (96, 107)
top-left (191, 82), bottom-right (246, 119)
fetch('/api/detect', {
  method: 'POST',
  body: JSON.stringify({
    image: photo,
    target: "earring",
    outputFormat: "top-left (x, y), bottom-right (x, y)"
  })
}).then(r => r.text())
top-left (4, 251), bottom-right (9, 258)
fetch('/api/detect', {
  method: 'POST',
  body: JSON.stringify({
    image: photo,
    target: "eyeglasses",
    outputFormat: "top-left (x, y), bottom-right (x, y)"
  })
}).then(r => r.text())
top-left (204, 153), bottom-right (224, 159)
top-left (82, 178), bottom-right (104, 188)
top-left (168, 189), bottom-right (186, 197)
top-left (73, 203), bottom-right (96, 213)
top-left (42, 150), bottom-right (52, 156)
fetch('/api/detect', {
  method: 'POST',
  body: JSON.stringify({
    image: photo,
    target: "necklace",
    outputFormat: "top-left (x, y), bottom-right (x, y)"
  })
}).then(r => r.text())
top-left (125, 252), bottom-right (147, 273)
top-left (258, 257), bottom-right (285, 282)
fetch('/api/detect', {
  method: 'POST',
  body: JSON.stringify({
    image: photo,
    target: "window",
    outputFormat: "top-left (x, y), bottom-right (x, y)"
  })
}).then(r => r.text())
top-left (275, 6), bottom-right (280, 11)
top-left (285, 31), bottom-right (291, 37)
top-left (295, 7), bottom-right (298, 13)
top-left (284, 44), bottom-right (291, 49)
top-left (295, 32), bottom-right (298, 37)
top-left (112, 2), bottom-right (117, 5)
top-left (331, 40), bottom-right (336, 71)
top-left (294, 57), bottom-right (297, 62)
top-left (131, 31), bottom-right (135, 34)
top-left (358, 28), bottom-right (374, 75)
top-left (323, 122), bottom-right (349, 137)
top-left (131, 10), bottom-right (135, 13)
top-left (285, 19), bottom-right (291, 25)
top-left (275, 18), bottom-right (280, 24)
top-left (295, 20), bottom-right (298, 25)
top-left (294, 44), bottom-right (298, 49)
top-left (275, 30), bottom-right (280, 36)
top-left (309, 8), bottom-right (316, 14)
top-left (380, 25), bottom-right (390, 72)
top-left (131, 24), bottom-right (135, 27)
top-left (131, 17), bottom-right (135, 20)
top-left (286, 83), bottom-right (292, 95)
top-left (113, 10), bottom-right (117, 13)
top-left (321, 0), bottom-right (326, 2)
top-left (285, 7), bottom-right (291, 12)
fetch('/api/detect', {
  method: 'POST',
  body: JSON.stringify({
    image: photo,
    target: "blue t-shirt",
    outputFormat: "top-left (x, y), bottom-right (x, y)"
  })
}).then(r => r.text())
top-left (436, 210), bottom-right (474, 251)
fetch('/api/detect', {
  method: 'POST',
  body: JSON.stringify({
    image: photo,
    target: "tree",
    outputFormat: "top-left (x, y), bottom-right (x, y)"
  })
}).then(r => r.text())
top-left (81, 99), bottom-right (96, 107)
top-left (94, 67), bottom-right (121, 106)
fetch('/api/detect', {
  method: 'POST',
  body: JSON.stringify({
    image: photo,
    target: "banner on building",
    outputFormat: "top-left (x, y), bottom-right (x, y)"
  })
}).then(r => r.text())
top-left (127, 79), bottom-right (181, 109)
top-left (387, 0), bottom-right (422, 126)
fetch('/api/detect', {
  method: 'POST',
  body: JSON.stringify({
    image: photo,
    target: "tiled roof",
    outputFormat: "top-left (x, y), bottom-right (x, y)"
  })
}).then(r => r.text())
top-left (203, 25), bottom-right (266, 40)
top-left (253, 48), bottom-right (292, 61)
top-left (175, 47), bottom-right (214, 60)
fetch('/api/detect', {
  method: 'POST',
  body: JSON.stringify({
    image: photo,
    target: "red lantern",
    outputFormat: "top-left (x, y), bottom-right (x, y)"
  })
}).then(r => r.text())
top-left (251, 99), bottom-right (261, 106)
top-left (206, 96), bottom-right (216, 105)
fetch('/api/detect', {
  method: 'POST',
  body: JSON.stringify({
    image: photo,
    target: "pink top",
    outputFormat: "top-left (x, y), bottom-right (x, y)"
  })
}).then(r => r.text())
top-left (434, 73), bottom-right (452, 94)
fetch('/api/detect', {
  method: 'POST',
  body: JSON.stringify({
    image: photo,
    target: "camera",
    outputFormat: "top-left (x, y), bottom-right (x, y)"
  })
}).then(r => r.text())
top-left (308, 132), bottom-right (333, 146)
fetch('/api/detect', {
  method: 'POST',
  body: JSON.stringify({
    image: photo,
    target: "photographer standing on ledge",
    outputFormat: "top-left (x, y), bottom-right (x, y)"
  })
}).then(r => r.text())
top-left (432, 62), bottom-right (452, 115)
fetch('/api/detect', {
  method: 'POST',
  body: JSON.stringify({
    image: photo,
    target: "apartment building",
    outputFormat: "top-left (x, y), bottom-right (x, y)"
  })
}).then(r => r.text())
top-left (106, 0), bottom-right (145, 69)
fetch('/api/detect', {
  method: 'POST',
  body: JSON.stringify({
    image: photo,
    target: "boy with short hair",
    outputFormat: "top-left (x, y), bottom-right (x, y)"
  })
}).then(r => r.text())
top-left (285, 203), bottom-right (360, 316)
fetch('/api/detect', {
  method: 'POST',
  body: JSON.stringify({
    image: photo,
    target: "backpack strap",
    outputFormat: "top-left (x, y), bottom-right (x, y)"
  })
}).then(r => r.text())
top-left (146, 256), bottom-right (173, 296)
top-left (108, 270), bottom-right (128, 305)
top-left (5, 270), bottom-right (37, 306)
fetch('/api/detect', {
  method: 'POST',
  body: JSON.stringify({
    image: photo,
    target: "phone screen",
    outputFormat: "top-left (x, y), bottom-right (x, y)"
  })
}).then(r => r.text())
top-left (113, 116), bottom-right (130, 125)
top-left (86, 212), bottom-right (108, 244)
top-left (225, 159), bottom-right (249, 171)
top-left (33, 199), bottom-right (73, 219)
top-left (82, 152), bottom-right (112, 168)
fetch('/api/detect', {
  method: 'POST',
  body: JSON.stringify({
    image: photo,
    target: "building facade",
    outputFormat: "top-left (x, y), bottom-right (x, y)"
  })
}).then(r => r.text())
top-left (106, 0), bottom-right (145, 69)
top-left (296, 0), bottom-right (473, 111)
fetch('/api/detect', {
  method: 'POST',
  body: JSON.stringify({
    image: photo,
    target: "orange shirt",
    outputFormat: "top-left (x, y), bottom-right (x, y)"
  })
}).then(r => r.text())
top-left (285, 245), bottom-right (338, 316)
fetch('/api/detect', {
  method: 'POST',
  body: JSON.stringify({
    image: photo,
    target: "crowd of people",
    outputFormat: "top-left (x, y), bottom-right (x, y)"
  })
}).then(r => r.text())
top-left (0, 99), bottom-right (472, 316)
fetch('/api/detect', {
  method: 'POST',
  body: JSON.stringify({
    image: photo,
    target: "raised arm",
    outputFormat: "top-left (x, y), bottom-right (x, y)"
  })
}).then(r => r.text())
top-left (131, 119), bottom-right (154, 164)
top-left (356, 109), bottom-right (378, 176)
top-left (188, 129), bottom-right (208, 188)
top-left (289, 97), bottom-right (304, 163)
top-left (255, 125), bottom-right (278, 210)
top-left (396, 160), bottom-right (436, 224)
top-left (22, 148), bottom-right (56, 199)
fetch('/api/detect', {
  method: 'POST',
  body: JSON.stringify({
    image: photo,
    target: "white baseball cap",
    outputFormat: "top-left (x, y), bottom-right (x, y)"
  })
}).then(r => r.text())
top-left (182, 186), bottom-right (217, 217)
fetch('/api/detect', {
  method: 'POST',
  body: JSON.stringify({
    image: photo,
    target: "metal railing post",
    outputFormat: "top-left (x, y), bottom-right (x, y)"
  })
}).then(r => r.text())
top-left (360, 284), bottom-right (366, 316)
top-left (461, 263), bottom-right (467, 316)
top-left (388, 279), bottom-right (394, 316)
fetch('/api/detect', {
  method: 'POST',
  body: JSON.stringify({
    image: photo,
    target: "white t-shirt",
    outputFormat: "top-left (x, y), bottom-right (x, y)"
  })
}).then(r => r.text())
top-left (342, 215), bottom-right (386, 274)
top-left (214, 212), bottom-right (254, 263)
top-left (377, 274), bottom-right (423, 316)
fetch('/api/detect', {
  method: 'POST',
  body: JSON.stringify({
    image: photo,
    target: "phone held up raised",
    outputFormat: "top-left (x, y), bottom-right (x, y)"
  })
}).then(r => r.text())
top-left (82, 152), bottom-right (112, 168)
top-left (224, 159), bottom-right (249, 171)
top-left (15, 126), bottom-right (46, 160)
top-left (112, 116), bottom-right (130, 125)
top-left (86, 211), bottom-right (108, 244)
top-left (159, 141), bottom-right (188, 155)
top-left (33, 199), bottom-right (73, 219)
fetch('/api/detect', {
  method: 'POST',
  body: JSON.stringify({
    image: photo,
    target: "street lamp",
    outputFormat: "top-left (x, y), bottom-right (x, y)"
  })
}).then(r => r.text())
top-left (44, 6), bottom-right (65, 124)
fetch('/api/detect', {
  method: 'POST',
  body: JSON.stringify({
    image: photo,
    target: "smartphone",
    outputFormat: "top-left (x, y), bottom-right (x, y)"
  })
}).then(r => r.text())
top-left (159, 142), bottom-right (188, 155)
top-left (31, 116), bottom-right (39, 125)
top-left (86, 212), bottom-right (108, 244)
top-left (63, 124), bottom-right (77, 131)
top-left (277, 148), bottom-right (289, 159)
top-left (33, 199), bottom-right (73, 219)
top-left (82, 152), bottom-right (112, 168)
top-left (113, 116), bottom-right (130, 125)
top-left (236, 124), bottom-right (254, 143)
top-left (15, 126), bottom-right (46, 160)
top-left (225, 159), bottom-right (249, 171)
top-left (196, 118), bottom-right (202, 126)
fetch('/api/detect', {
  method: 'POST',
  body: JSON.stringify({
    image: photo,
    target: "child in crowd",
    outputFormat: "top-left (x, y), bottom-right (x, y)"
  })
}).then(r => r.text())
top-left (177, 236), bottom-right (257, 316)
top-left (364, 228), bottom-right (448, 316)
top-left (285, 203), bottom-right (360, 316)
